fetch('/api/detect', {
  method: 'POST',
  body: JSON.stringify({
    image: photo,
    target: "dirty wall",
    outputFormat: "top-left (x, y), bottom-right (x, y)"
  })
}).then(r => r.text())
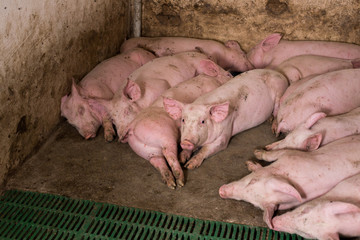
top-left (0, 1), bottom-right (130, 189)
top-left (142, 0), bottom-right (360, 51)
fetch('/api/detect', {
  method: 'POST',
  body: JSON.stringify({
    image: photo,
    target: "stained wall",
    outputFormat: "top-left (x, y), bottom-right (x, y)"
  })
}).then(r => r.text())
top-left (142, 0), bottom-right (360, 51)
top-left (0, 1), bottom-right (130, 189)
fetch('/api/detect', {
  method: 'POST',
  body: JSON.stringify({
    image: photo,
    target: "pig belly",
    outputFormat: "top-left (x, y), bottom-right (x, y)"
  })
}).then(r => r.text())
top-left (127, 111), bottom-right (179, 161)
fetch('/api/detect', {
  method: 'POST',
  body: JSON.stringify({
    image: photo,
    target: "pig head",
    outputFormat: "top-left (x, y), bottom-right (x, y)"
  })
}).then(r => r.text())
top-left (272, 201), bottom-right (360, 240)
top-left (61, 81), bottom-right (103, 139)
top-left (266, 112), bottom-right (326, 151)
top-left (218, 161), bottom-right (302, 229)
top-left (88, 79), bottom-right (144, 141)
top-left (164, 98), bottom-right (233, 168)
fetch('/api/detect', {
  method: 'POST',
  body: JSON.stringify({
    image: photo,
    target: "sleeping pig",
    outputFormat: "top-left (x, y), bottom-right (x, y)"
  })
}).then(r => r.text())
top-left (247, 33), bottom-right (360, 69)
top-left (120, 36), bottom-right (254, 72)
top-left (266, 107), bottom-right (360, 151)
top-left (219, 135), bottom-right (360, 229)
top-left (272, 173), bottom-right (360, 240)
top-left (60, 48), bottom-right (155, 141)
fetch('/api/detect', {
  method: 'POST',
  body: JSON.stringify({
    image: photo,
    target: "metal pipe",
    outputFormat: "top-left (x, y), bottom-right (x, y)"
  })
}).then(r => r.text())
top-left (133, 0), bottom-right (141, 37)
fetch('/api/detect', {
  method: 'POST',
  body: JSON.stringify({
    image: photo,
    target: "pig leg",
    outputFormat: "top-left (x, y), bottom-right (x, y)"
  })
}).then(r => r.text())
top-left (185, 141), bottom-right (228, 169)
top-left (149, 157), bottom-right (176, 189)
top-left (102, 117), bottom-right (115, 142)
top-left (179, 149), bottom-right (192, 164)
top-left (162, 146), bottom-right (185, 187)
top-left (253, 149), bottom-right (292, 162)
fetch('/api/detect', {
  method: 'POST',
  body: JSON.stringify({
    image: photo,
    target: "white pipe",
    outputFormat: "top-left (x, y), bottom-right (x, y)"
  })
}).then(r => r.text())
top-left (133, 0), bottom-right (141, 37)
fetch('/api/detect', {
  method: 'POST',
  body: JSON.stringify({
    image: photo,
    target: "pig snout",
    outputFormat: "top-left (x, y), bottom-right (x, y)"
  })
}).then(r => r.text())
top-left (219, 184), bottom-right (233, 199)
top-left (180, 139), bottom-right (195, 150)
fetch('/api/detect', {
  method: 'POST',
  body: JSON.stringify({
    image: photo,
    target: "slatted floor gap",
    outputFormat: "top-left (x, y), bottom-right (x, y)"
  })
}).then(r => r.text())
top-left (0, 190), bottom-right (306, 240)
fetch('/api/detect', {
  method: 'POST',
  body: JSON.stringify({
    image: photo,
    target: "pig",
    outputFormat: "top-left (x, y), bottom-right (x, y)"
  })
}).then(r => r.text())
top-left (272, 173), bottom-right (360, 240)
top-left (219, 135), bottom-right (360, 229)
top-left (60, 48), bottom-right (156, 141)
top-left (266, 107), bottom-right (360, 151)
top-left (163, 69), bottom-right (288, 169)
top-left (273, 54), bottom-right (360, 83)
top-left (274, 69), bottom-right (360, 135)
top-left (120, 36), bottom-right (254, 72)
top-left (122, 71), bottom-right (232, 189)
top-left (247, 33), bottom-right (360, 69)
top-left (88, 52), bottom-right (229, 142)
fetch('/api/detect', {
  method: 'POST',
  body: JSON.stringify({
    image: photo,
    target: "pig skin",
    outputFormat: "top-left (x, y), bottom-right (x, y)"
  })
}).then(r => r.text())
top-left (123, 71), bottom-right (231, 189)
top-left (60, 48), bottom-right (156, 141)
top-left (266, 107), bottom-right (360, 151)
top-left (273, 54), bottom-right (360, 83)
top-left (272, 173), bottom-right (360, 240)
top-left (120, 36), bottom-right (254, 72)
top-left (247, 33), bottom-right (360, 69)
top-left (163, 69), bottom-right (288, 169)
top-left (88, 52), bottom-right (230, 142)
top-left (274, 69), bottom-right (360, 135)
top-left (219, 135), bottom-right (360, 229)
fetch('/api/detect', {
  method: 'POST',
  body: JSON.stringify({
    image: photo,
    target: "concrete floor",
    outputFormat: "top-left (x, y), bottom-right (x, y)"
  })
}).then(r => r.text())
top-left (5, 120), bottom-right (279, 228)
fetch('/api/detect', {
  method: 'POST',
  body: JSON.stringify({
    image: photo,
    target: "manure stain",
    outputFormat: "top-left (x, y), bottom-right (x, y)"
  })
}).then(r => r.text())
top-left (266, 0), bottom-right (288, 15)
top-left (16, 115), bottom-right (27, 134)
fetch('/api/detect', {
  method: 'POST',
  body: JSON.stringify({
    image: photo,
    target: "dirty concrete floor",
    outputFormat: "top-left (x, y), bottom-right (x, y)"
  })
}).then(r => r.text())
top-left (6, 120), bottom-right (279, 229)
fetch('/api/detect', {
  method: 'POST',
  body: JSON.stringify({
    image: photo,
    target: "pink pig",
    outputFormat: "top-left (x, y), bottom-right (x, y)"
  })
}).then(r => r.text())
top-left (120, 36), bottom-right (254, 72)
top-left (274, 69), bottom-right (360, 135)
top-left (89, 52), bottom-right (227, 141)
top-left (60, 48), bottom-right (156, 141)
top-left (273, 173), bottom-right (360, 240)
top-left (163, 69), bottom-right (288, 169)
top-left (266, 107), bottom-right (360, 151)
top-left (247, 33), bottom-right (360, 69)
top-left (219, 135), bottom-right (360, 229)
top-left (273, 54), bottom-right (360, 83)
top-left (122, 71), bottom-right (231, 189)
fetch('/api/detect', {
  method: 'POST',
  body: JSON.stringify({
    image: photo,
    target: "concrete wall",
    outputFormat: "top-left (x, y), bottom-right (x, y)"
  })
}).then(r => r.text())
top-left (0, 1), bottom-right (130, 189)
top-left (142, 0), bottom-right (360, 51)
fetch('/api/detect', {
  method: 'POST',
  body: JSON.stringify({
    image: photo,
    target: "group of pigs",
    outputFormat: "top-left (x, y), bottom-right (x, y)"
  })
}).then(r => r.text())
top-left (61, 33), bottom-right (360, 240)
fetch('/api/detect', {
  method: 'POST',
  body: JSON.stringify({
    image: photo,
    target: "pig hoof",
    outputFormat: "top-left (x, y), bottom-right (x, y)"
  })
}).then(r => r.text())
top-left (254, 149), bottom-right (264, 159)
top-left (104, 134), bottom-right (114, 142)
top-left (177, 179), bottom-right (185, 187)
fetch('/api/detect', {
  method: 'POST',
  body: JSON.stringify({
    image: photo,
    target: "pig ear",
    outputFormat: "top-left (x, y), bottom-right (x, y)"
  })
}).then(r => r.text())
top-left (276, 120), bottom-right (288, 137)
top-left (123, 79), bottom-right (141, 101)
top-left (325, 201), bottom-right (360, 216)
top-left (267, 176), bottom-right (302, 203)
top-left (302, 132), bottom-right (323, 151)
top-left (198, 59), bottom-right (220, 77)
top-left (305, 112), bottom-right (326, 129)
top-left (163, 97), bottom-right (184, 120)
top-left (263, 203), bottom-right (276, 229)
top-left (261, 33), bottom-right (282, 52)
top-left (71, 80), bottom-right (83, 98)
top-left (88, 99), bottom-right (110, 121)
top-left (209, 102), bottom-right (230, 122)
top-left (245, 160), bottom-right (262, 172)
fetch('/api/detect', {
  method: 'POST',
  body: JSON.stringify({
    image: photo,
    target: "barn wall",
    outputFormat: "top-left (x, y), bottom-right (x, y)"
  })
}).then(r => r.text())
top-left (0, 1), bottom-right (130, 189)
top-left (142, 0), bottom-right (360, 51)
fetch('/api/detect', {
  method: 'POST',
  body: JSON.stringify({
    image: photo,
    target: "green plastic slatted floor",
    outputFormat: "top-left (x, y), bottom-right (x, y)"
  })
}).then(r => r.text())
top-left (0, 190), bottom-right (305, 240)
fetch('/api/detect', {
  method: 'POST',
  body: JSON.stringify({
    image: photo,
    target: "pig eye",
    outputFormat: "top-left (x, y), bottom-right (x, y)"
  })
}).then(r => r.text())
top-left (78, 106), bottom-right (85, 116)
top-left (182, 118), bottom-right (185, 123)
top-left (201, 120), bottom-right (205, 124)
